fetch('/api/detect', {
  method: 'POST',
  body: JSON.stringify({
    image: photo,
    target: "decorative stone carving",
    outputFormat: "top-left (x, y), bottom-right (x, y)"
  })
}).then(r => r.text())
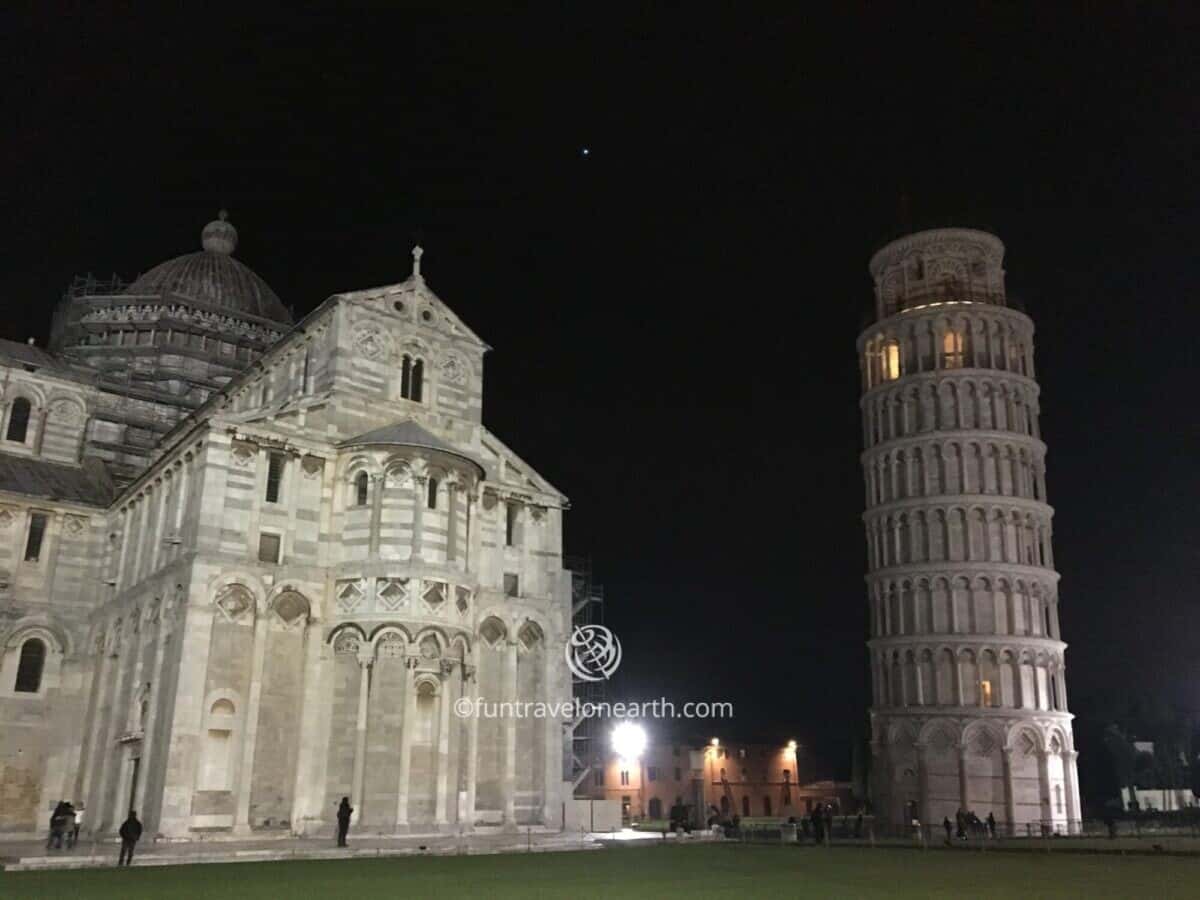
top-left (231, 442), bottom-right (257, 468)
top-left (419, 635), bottom-right (440, 659)
top-left (215, 585), bottom-right (254, 623)
top-left (334, 632), bottom-right (361, 656)
top-left (377, 634), bottom-right (406, 658)
top-left (0, 508), bottom-right (14, 529)
top-left (455, 586), bottom-right (471, 616)
top-left (336, 579), bottom-right (367, 614)
top-left (440, 352), bottom-right (469, 386)
top-left (377, 577), bottom-right (409, 611)
top-left (63, 515), bottom-right (87, 537)
top-left (352, 323), bottom-right (394, 362)
top-left (301, 456), bottom-right (324, 480)
top-left (273, 591), bottom-right (309, 626)
top-left (47, 398), bottom-right (82, 423)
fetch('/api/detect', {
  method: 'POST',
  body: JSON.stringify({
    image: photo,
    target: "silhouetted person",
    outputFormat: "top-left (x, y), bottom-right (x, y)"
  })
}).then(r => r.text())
top-left (810, 807), bottom-right (824, 844)
top-left (955, 808), bottom-right (966, 840)
top-left (986, 812), bottom-right (996, 838)
top-left (336, 797), bottom-right (353, 847)
top-left (943, 816), bottom-right (952, 843)
top-left (46, 801), bottom-right (68, 850)
top-left (118, 811), bottom-right (142, 866)
top-left (855, 812), bottom-right (863, 838)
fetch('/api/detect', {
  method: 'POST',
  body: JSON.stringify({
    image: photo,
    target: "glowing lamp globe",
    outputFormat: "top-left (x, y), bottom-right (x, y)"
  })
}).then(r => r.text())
top-left (611, 722), bottom-right (647, 762)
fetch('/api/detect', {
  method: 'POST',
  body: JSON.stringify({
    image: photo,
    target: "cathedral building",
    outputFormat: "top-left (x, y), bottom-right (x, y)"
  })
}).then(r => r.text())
top-left (859, 228), bottom-right (1081, 833)
top-left (0, 214), bottom-right (571, 838)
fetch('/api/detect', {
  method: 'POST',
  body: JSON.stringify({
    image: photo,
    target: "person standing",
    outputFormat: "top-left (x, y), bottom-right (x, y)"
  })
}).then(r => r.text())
top-left (46, 801), bottom-right (67, 850)
top-left (336, 797), bottom-right (353, 847)
top-left (986, 811), bottom-right (996, 838)
top-left (943, 816), bottom-right (952, 844)
top-left (118, 811), bottom-right (143, 866)
top-left (69, 803), bottom-right (83, 848)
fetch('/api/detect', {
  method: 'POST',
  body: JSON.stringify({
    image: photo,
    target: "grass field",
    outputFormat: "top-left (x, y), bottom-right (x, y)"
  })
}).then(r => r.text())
top-left (2, 843), bottom-right (1198, 899)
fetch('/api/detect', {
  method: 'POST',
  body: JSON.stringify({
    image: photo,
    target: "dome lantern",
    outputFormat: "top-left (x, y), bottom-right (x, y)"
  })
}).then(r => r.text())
top-left (201, 209), bottom-right (238, 255)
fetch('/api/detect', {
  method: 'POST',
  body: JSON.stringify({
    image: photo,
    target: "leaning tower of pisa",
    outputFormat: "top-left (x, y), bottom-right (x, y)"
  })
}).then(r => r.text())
top-left (858, 228), bottom-right (1080, 834)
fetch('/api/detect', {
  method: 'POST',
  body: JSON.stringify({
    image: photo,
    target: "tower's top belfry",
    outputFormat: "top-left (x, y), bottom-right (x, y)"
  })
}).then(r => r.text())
top-left (868, 228), bottom-right (1007, 323)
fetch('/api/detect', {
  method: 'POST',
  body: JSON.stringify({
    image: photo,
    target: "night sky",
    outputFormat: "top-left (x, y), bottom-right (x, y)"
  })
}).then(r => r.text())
top-left (2, 5), bottom-right (1197, 787)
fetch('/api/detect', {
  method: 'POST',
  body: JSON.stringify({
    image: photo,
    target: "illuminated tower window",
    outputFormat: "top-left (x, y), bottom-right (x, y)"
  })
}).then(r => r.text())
top-left (942, 329), bottom-right (965, 368)
top-left (883, 341), bottom-right (901, 381)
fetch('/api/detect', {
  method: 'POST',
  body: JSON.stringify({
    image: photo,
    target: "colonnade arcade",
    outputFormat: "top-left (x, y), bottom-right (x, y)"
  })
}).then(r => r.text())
top-left (876, 718), bottom-right (1080, 834)
top-left (319, 608), bottom-right (555, 832)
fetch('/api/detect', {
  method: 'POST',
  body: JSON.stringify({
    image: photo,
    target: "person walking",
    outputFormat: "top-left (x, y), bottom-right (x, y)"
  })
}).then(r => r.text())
top-left (118, 811), bottom-right (142, 866)
top-left (809, 806), bottom-right (824, 845)
top-left (986, 811), bottom-right (996, 838)
top-left (943, 816), bottom-right (952, 844)
top-left (336, 797), bottom-right (353, 848)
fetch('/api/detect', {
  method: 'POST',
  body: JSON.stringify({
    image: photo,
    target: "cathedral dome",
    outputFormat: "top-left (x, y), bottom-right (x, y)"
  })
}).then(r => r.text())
top-left (125, 211), bottom-right (291, 324)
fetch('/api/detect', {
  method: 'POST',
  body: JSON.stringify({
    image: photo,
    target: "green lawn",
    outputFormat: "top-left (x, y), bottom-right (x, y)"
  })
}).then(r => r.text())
top-left (2, 843), bottom-right (1197, 899)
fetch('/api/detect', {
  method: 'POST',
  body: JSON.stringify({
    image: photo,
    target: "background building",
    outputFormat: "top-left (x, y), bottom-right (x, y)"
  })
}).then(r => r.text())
top-left (0, 214), bottom-right (573, 838)
top-left (581, 739), bottom-right (851, 824)
top-left (858, 227), bottom-right (1081, 833)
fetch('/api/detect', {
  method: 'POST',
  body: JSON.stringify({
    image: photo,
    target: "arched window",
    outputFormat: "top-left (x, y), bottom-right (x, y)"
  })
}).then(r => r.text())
top-left (883, 341), bottom-right (901, 381)
top-left (427, 477), bottom-right (438, 510)
top-left (400, 355), bottom-right (425, 402)
top-left (14, 638), bottom-right (46, 693)
top-left (354, 471), bottom-right (369, 507)
top-left (942, 329), bottom-right (965, 369)
top-left (6, 397), bottom-right (31, 443)
top-left (411, 359), bottom-right (424, 402)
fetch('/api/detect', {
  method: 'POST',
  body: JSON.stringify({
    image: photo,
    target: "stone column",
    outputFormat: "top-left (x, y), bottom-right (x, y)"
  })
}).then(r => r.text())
top-left (542, 644), bottom-right (559, 826)
top-left (92, 632), bottom-right (131, 832)
top-left (1069, 751), bottom-right (1083, 826)
top-left (234, 609), bottom-right (271, 833)
top-left (1001, 748), bottom-right (1016, 835)
top-left (916, 743), bottom-right (930, 826)
top-left (464, 665), bottom-right (479, 829)
top-left (368, 473), bottom-right (384, 557)
top-left (395, 657), bottom-right (417, 829)
top-left (1062, 750), bottom-right (1079, 834)
top-left (1036, 750), bottom-right (1052, 829)
top-left (412, 476), bottom-right (426, 561)
top-left (350, 649), bottom-right (373, 824)
top-left (134, 610), bottom-right (170, 817)
top-left (957, 746), bottom-right (969, 814)
top-left (502, 638), bottom-right (518, 829)
top-left (79, 639), bottom-right (113, 814)
top-left (434, 662), bottom-right (454, 826)
top-left (289, 617), bottom-right (325, 833)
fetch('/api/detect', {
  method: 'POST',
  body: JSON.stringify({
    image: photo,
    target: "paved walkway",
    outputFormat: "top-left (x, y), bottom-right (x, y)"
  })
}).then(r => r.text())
top-left (1, 827), bottom-right (714, 871)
